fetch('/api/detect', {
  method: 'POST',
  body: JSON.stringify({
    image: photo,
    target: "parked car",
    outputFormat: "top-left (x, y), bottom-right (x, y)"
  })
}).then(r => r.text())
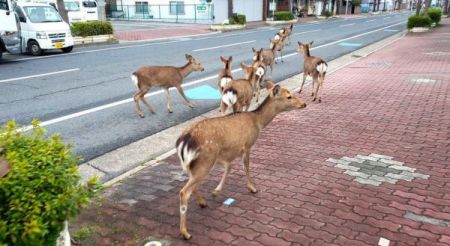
top-left (0, 0), bottom-right (21, 59)
top-left (15, 2), bottom-right (74, 56)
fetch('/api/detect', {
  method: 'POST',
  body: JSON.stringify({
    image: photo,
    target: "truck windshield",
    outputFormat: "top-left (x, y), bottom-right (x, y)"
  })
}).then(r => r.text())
top-left (82, 1), bottom-right (97, 8)
top-left (24, 6), bottom-right (62, 23)
top-left (64, 1), bottom-right (80, 11)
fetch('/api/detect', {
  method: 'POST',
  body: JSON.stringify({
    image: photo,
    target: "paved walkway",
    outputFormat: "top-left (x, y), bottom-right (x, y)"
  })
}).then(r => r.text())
top-left (72, 19), bottom-right (450, 245)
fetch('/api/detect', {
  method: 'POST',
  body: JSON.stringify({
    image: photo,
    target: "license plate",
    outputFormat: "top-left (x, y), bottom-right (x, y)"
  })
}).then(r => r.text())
top-left (55, 42), bottom-right (64, 48)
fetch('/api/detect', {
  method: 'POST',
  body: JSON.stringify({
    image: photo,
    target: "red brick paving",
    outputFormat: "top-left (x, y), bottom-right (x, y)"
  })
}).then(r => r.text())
top-left (72, 19), bottom-right (450, 245)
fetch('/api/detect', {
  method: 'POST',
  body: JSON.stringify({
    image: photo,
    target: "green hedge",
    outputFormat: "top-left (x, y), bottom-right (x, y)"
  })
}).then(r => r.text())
top-left (407, 15), bottom-right (432, 29)
top-left (71, 21), bottom-right (113, 37)
top-left (428, 7), bottom-right (442, 24)
top-left (273, 11), bottom-right (295, 21)
top-left (324, 10), bottom-right (333, 18)
top-left (229, 14), bottom-right (246, 25)
top-left (0, 120), bottom-right (100, 245)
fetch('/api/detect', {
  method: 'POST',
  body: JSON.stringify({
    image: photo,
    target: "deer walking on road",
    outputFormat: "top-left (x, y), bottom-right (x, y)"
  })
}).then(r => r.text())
top-left (131, 54), bottom-right (204, 117)
top-left (176, 80), bottom-right (307, 240)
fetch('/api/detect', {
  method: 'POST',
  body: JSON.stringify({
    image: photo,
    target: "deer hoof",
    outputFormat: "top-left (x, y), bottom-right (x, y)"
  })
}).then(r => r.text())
top-left (181, 231), bottom-right (192, 240)
top-left (212, 189), bottom-right (220, 196)
top-left (199, 202), bottom-right (208, 208)
top-left (168, 109), bottom-right (173, 113)
top-left (299, 89), bottom-right (302, 94)
top-left (318, 98), bottom-right (322, 103)
top-left (311, 93), bottom-right (314, 97)
top-left (138, 113), bottom-right (145, 118)
top-left (313, 98), bottom-right (317, 102)
top-left (188, 103), bottom-right (195, 108)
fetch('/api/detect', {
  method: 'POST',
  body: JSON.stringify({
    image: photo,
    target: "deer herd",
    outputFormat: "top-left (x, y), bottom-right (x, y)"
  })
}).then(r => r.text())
top-left (131, 23), bottom-right (328, 240)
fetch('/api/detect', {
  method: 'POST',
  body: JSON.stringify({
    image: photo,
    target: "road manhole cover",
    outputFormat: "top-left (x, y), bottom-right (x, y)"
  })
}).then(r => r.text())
top-left (327, 153), bottom-right (429, 186)
top-left (409, 78), bottom-right (438, 83)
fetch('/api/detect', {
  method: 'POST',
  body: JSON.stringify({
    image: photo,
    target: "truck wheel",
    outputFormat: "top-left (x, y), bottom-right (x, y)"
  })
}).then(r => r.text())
top-left (28, 40), bottom-right (43, 56)
top-left (61, 46), bottom-right (73, 53)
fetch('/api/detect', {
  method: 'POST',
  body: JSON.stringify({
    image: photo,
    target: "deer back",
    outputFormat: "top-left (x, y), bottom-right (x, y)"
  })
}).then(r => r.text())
top-left (133, 66), bottom-right (183, 88)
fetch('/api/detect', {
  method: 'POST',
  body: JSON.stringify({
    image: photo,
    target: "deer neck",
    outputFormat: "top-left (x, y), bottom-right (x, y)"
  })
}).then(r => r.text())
top-left (179, 62), bottom-right (195, 78)
top-left (251, 97), bottom-right (280, 129)
top-left (303, 48), bottom-right (311, 58)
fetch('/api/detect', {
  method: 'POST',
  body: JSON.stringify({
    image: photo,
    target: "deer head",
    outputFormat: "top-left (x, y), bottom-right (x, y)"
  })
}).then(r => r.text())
top-left (185, 54), bottom-right (205, 72)
top-left (265, 80), bottom-right (307, 111)
top-left (297, 41), bottom-right (314, 54)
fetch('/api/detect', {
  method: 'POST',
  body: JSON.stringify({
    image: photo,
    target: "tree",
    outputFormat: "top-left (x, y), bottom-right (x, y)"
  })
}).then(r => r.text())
top-left (57, 0), bottom-right (69, 24)
top-left (416, 0), bottom-right (422, 14)
top-left (421, 0), bottom-right (432, 15)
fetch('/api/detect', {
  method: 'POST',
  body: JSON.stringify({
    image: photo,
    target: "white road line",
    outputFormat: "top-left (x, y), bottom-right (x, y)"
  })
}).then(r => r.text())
top-left (0, 68), bottom-right (80, 83)
top-left (384, 17), bottom-right (391, 19)
top-left (340, 23), bottom-right (355, 27)
top-left (292, 29), bottom-right (321, 36)
top-left (366, 20), bottom-right (376, 22)
top-left (17, 21), bottom-right (405, 132)
top-left (193, 40), bottom-right (256, 52)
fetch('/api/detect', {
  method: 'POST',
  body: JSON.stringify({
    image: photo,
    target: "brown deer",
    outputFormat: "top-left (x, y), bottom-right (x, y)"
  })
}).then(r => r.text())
top-left (270, 35), bottom-right (287, 63)
top-left (275, 23), bottom-right (294, 46)
top-left (217, 56), bottom-right (233, 93)
top-left (176, 80), bottom-right (307, 240)
top-left (252, 45), bottom-right (275, 74)
top-left (251, 48), bottom-right (267, 102)
top-left (297, 41), bottom-right (328, 103)
top-left (220, 62), bottom-right (260, 115)
top-left (131, 54), bottom-right (204, 117)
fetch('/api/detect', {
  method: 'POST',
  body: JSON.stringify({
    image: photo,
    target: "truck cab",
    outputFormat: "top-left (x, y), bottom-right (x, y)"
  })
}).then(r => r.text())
top-left (0, 0), bottom-right (21, 59)
top-left (15, 2), bottom-right (74, 56)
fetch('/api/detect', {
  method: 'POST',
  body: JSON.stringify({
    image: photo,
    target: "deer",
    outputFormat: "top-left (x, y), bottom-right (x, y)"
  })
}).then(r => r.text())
top-left (220, 62), bottom-right (264, 115)
top-left (131, 54), bottom-right (204, 118)
top-left (251, 48), bottom-right (267, 103)
top-left (176, 80), bottom-right (307, 240)
top-left (275, 23), bottom-right (294, 46)
top-left (252, 45), bottom-right (275, 75)
top-left (270, 35), bottom-right (287, 64)
top-left (217, 56), bottom-right (233, 93)
top-left (297, 41), bottom-right (328, 103)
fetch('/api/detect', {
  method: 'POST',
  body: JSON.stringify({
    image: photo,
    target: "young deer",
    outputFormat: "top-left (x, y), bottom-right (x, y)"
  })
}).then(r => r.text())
top-left (176, 80), bottom-right (307, 240)
top-left (251, 48), bottom-right (267, 102)
top-left (217, 56), bottom-right (233, 93)
top-left (131, 54), bottom-right (204, 117)
top-left (252, 45), bottom-right (275, 74)
top-left (270, 36), bottom-right (287, 63)
top-left (297, 41), bottom-right (328, 102)
top-left (275, 23), bottom-right (294, 46)
top-left (220, 62), bottom-right (261, 114)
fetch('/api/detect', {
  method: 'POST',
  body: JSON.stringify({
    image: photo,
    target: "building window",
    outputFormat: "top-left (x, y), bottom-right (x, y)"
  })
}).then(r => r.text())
top-left (136, 1), bottom-right (148, 14)
top-left (169, 1), bottom-right (184, 15)
top-left (0, 0), bottom-right (9, 11)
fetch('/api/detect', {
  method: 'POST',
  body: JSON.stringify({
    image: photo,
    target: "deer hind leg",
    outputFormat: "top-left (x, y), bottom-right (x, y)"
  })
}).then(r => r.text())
top-left (311, 75), bottom-right (317, 97)
top-left (280, 49), bottom-right (284, 63)
top-left (212, 161), bottom-right (231, 196)
top-left (164, 88), bottom-right (173, 113)
top-left (133, 89), bottom-right (147, 118)
top-left (313, 76), bottom-right (320, 102)
top-left (179, 157), bottom-right (212, 240)
top-left (193, 185), bottom-right (207, 208)
top-left (317, 75), bottom-right (325, 103)
top-left (243, 150), bottom-right (257, 193)
top-left (176, 85), bottom-right (194, 108)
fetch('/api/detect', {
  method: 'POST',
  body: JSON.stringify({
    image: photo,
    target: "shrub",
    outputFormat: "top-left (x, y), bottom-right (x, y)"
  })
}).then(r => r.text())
top-left (407, 15), bottom-right (432, 29)
top-left (273, 11), bottom-right (295, 21)
top-left (428, 7), bottom-right (442, 24)
top-left (352, 0), bottom-right (361, 6)
top-left (71, 21), bottom-right (114, 37)
top-left (324, 10), bottom-right (333, 18)
top-left (0, 120), bottom-right (100, 245)
top-left (229, 14), bottom-right (246, 25)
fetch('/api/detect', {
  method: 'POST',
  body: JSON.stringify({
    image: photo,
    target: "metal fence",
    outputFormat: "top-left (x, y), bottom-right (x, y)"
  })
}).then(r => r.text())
top-left (106, 3), bottom-right (214, 23)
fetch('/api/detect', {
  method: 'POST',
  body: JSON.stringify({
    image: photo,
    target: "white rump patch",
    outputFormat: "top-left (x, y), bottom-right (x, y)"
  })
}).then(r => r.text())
top-left (222, 90), bottom-right (237, 106)
top-left (256, 67), bottom-right (265, 77)
top-left (131, 75), bottom-right (138, 88)
top-left (316, 63), bottom-right (328, 74)
top-left (177, 141), bottom-right (198, 173)
top-left (220, 77), bottom-right (232, 88)
top-left (274, 34), bottom-right (281, 41)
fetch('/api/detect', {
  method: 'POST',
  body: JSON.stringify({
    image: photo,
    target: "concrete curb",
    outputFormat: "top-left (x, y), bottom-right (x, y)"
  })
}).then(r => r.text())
top-left (78, 30), bottom-right (407, 185)
top-left (210, 24), bottom-right (246, 31)
top-left (73, 34), bottom-right (116, 46)
top-left (265, 19), bottom-right (298, 26)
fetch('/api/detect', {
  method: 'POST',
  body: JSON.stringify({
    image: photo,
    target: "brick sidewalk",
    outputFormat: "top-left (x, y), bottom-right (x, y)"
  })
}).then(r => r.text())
top-left (72, 19), bottom-right (450, 245)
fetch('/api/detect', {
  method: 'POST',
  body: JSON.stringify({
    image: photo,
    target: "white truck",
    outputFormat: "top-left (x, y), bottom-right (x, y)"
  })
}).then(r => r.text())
top-left (15, 1), bottom-right (74, 55)
top-left (0, 0), bottom-right (21, 59)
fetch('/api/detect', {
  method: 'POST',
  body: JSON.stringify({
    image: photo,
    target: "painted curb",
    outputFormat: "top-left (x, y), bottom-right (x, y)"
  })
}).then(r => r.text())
top-left (74, 34), bottom-right (115, 45)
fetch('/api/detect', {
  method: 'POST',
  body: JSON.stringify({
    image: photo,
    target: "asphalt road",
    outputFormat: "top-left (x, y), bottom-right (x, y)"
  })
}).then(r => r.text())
top-left (0, 12), bottom-right (411, 164)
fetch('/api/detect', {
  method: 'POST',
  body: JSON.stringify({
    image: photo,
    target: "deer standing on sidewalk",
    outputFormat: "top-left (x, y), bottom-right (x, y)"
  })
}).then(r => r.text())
top-left (297, 41), bottom-right (328, 102)
top-left (176, 80), bottom-right (307, 240)
top-left (131, 54), bottom-right (204, 117)
top-left (217, 56), bottom-right (233, 93)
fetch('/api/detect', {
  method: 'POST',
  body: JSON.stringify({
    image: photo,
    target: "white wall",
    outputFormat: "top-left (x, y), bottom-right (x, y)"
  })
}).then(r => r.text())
top-left (232, 0), bottom-right (262, 22)
top-left (213, 0), bottom-right (227, 23)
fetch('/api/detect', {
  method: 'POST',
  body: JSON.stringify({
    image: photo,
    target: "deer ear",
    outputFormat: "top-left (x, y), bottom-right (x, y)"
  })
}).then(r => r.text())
top-left (265, 80), bottom-right (275, 90)
top-left (220, 56), bottom-right (225, 62)
top-left (272, 85), bottom-right (281, 96)
top-left (309, 41), bottom-right (314, 46)
top-left (228, 56), bottom-right (232, 62)
top-left (252, 47), bottom-right (257, 52)
top-left (185, 54), bottom-right (192, 60)
top-left (298, 41), bottom-right (302, 46)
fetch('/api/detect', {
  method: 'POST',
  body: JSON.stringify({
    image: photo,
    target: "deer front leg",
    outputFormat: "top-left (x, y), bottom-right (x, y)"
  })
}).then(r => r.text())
top-left (243, 150), bottom-right (257, 193)
top-left (176, 85), bottom-right (194, 108)
top-left (213, 162), bottom-right (231, 196)
top-left (164, 88), bottom-right (173, 113)
top-left (300, 73), bottom-right (307, 94)
top-left (280, 50), bottom-right (284, 63)
top-left (133, 91), bottom-right (145, 118)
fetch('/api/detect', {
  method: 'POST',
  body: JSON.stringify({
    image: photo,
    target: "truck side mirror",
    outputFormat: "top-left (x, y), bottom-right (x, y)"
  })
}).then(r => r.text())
top-left (19, 16), bottom-right (26, 22)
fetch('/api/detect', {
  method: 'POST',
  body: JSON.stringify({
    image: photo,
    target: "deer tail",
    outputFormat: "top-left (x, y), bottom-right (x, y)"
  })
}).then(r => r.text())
top-left (222, 88), bottom-right (238, 107)
top-left (131, 74), bottom-right (139, 89)
top-left (316, 62), bottom-right (328, 76)
top-left (176, 133), bottom-right (199, 173)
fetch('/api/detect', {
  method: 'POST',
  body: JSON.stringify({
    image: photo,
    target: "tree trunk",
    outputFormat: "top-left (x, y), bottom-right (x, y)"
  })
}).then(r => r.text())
top-left (416, 0), bottom-right (422, 15)
top-left (227, 0), bottom-right (233, 18)
top-left (422, 0), bottom-right (432, 15)
top-left (372, 0), bottom-right (377, 11)
top-left (331, 0), bottom-right (336, 12)
top-left (321, 0), bottom-right (327, 14)
top-left (57, 0), bottom-right (69, 24)
top-left (376, 0), bottom-right (381, 11)
top-left (444, 0), bottom-right (449, 14)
